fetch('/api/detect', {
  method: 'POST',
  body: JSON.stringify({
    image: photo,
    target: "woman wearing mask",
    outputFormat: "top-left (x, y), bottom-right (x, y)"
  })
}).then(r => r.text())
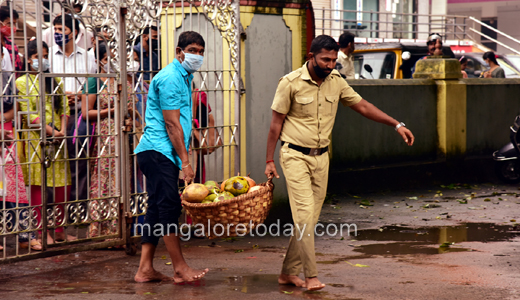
top-left (16, 40), bottom-right (71, 244)
top-left (0, 7), bottom-right (22, 72)
top-left (81, 44), bottom-right (141, 238)
top-left (482, 51), bottom-right (505, 78)
top-left (1, 45), bottom-right (38, 251)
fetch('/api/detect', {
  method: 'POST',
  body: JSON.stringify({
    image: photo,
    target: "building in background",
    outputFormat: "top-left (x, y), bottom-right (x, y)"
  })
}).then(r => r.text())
top-left (447, 0), bottom-right (520, 53)
top-left (311, 0), bottom-right (520, 55)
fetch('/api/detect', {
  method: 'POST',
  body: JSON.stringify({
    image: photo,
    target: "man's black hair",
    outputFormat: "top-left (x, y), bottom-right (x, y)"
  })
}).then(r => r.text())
top-left (310, 35), bottom-right (339, 54)
top-left (143, 26), bottom-right (159, 36)
top-left (338, 31), bottom-right (355, 48)
top-left (53, 14), bottom-right (80, 35)
top-left (177, 31), bottom-right (205, 49)
top-left (0, 6), bottom-right (19, 22)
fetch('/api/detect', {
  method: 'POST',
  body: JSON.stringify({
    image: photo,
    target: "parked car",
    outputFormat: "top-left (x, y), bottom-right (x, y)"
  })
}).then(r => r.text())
top-left (352, 42), bottom-right (455, 79)
top-left (454, 52), bottom-right (520, 78)
top-left (500, 54), bottom-right (520, 74)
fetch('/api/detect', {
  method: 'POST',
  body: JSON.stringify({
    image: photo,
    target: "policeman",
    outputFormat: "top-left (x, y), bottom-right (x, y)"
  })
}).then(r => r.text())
top-left (265, 35), bottom-right (414, 291)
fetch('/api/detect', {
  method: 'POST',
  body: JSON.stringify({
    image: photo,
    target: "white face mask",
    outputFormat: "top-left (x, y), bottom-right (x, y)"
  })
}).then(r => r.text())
top-left (102, 62), bottom-right (112, 73)
top-left (127, 60), bottom-right (140, 75)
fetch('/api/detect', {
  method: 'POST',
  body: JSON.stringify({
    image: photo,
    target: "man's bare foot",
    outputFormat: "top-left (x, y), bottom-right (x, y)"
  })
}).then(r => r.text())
top-left (278, 274), bottom-right (306, 287)
top-left (173, 266), bottom-right (209, 283)
top-left (134, 267), bottom-right (172, 283)
top-left (305, 277), bottom-right (325, 291)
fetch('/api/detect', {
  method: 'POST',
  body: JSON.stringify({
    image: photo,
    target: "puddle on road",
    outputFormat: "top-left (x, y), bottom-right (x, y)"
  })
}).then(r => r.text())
top-left (349, 223), bottom-right (520, 256)
top-left (223, 275), bottom-right (351, 299)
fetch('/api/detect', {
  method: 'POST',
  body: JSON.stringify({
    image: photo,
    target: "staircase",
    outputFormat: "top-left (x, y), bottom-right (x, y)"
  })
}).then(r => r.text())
top-left (313, 8), bottom-right (520, 55)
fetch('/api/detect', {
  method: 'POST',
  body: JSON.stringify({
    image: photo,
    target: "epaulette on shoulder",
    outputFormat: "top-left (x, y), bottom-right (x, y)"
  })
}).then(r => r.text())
top-left (330, 69), bottom-right (341, 77)
top-left (284, 69), bottom-right (302, 82)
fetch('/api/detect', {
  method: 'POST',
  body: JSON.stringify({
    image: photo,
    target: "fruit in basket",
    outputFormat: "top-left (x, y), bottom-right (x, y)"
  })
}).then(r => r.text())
top-left (220, 180), bottom-right (227, 191)
top-left (182, 184), bottom-right (209, 203)
top-left (204, 193), bottom-right (218, 202)
top-left (245, 174), bottom-right (256, 188)
top-left (214, 192), bottom-right (234, 203)
top-left (224, 176), bottom-right (250, 196)
top-left (248, 186), bottom-right (263, 193)
top-left (221, 191), bottom-right (234, 198)
top-left (204, 180), bottom-right (219, 190)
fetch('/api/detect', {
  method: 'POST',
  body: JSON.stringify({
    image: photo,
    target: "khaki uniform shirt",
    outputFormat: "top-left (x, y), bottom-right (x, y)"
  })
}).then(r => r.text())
top-left (337, 50), bottom-right (355, 79)
top-left (271, 62), bottom-right (362, 148)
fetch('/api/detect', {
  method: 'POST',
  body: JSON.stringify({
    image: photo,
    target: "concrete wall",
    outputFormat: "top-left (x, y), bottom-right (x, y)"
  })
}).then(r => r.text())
top-left (465, 78), bottom-right (520, 155)
top-left (331, 79), bottom-right (438, 170)
top-left (245, 14), bottom-right (292, 201)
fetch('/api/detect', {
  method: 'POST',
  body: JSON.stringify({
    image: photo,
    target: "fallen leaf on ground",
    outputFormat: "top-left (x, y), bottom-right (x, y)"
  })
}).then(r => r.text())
top-left (235, 249), bottom-right (244, 253)
top-left (439, 242), bottom-right (452, 248)
top-left (360, 200), bottom-right (373, 206)
top-left (282, 291), bottom-right (294, 294)
top-left (408, 197), bottom-right (418, 200)
top-left (345, 261), bottom-right (370, 267)
top-left (165, 262), bottom-right (172, 265)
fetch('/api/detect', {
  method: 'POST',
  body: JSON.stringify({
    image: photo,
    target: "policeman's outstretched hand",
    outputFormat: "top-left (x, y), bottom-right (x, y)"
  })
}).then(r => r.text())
top-left (397, 127), bottom-right (414, 146)
top-left (265, 162), bottom-right (280, 179)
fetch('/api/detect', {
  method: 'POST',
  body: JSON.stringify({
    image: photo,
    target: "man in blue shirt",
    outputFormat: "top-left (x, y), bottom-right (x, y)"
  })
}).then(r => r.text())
top-left (134, 31), bottom-right (207, 283)
top-left (134, 26), bottom-right (160, 81)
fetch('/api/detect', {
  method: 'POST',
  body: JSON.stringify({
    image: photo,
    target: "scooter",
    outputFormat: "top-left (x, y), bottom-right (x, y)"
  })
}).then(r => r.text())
top-left (493, 114), bottom-right (520, 183)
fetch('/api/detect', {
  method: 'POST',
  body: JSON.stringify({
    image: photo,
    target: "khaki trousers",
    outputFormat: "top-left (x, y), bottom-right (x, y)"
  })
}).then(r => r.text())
top-left (279, 142), bottom-right (329, 278)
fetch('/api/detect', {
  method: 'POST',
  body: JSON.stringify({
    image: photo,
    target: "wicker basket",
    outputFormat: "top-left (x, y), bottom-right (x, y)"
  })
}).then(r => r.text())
top-left (181, 177), bottom-right (274, 238)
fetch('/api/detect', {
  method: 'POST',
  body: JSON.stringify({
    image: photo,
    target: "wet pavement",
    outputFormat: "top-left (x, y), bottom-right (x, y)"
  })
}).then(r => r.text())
top-left (1, 181), bottom-right (520, 299)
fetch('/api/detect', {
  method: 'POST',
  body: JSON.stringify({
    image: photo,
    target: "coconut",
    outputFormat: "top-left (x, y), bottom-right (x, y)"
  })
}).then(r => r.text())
top-left (245, 173), bottom-right (256, 189)
top-left (213, 193), bottom-right (234, 203)
top-left (182, 184), bottom-right (209, 203)
top-left (220, 179), bottom-right (228, 191)
top-left (224, 176), bottom-right (249, 196)
top-left (204, 180), bottom-right (219, 190)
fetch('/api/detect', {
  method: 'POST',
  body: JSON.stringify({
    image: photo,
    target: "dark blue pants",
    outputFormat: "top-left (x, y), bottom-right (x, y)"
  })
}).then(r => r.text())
top-left (137, 150), bottom-right (182, 246)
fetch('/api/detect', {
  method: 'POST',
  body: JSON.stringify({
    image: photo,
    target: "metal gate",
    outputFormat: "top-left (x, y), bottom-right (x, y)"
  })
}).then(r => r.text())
top-left (0, 0), bottom-right (241, 262)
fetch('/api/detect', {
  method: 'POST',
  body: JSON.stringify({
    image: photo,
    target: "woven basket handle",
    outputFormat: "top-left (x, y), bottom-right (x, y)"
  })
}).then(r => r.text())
top-left (266, 174), bottom-right (274, 190)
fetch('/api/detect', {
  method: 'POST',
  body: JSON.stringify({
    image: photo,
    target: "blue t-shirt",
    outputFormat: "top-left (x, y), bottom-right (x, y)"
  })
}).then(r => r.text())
top-left (134, 58), bottom-right (193, 169)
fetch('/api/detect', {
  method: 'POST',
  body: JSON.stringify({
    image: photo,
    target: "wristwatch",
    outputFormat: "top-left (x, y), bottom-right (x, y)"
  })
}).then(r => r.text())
top-left (395, 122), bottom-right (406, 131)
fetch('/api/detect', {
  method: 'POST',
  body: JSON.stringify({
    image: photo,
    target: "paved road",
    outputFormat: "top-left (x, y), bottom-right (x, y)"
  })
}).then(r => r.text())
top-left (1, 181), bottom-right (520, 300)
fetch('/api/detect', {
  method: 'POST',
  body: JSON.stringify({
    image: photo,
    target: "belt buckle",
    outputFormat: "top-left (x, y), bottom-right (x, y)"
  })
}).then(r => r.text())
top-left (313, 149), bottom-right (318, 155)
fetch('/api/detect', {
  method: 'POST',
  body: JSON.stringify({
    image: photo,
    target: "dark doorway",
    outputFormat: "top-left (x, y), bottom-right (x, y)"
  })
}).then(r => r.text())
top-left (481, 18), bottom-right (497, 51)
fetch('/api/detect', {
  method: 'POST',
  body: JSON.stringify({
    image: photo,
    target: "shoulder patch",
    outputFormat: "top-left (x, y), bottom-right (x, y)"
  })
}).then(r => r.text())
top-left (285, 70), bottom-right (302, 82)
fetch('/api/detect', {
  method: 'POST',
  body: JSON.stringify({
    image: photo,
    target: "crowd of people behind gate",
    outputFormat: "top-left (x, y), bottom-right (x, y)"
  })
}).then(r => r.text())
top-left (0, 5), bottom-right (217, 252)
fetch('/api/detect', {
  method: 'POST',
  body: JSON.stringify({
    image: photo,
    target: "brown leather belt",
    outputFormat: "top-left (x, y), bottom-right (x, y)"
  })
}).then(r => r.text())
top-left (282, 142), bottom-right (329, 156)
